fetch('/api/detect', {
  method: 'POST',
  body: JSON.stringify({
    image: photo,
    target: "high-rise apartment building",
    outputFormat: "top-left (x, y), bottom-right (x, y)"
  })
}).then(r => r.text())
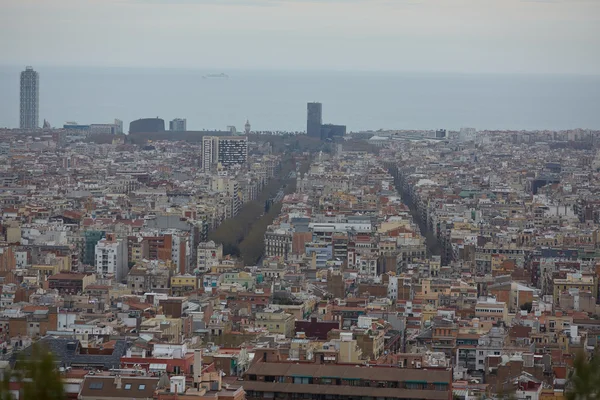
top-left (202, 136), bottom-right (248, 171)
top-left (202, 136), bottom-right (217, 172)
top-left (95, 233), bottom-right (128, 282)
top-left (20, 66), bottom-right (39, 129)
top-left (169, 118), bottom-right (187, 131)
top-left (307, 102), bottom-right (322, 138)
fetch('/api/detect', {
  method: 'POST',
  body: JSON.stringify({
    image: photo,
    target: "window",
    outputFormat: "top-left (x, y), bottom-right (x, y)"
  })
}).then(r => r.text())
top-left (138, 385), bottom-right (146, 390)
top-left (124, 384), bottom-right (132, 390)
top-left (89, 383), bottom-right (103, 390)
top-left (405, 382), bottom-right (424, 390)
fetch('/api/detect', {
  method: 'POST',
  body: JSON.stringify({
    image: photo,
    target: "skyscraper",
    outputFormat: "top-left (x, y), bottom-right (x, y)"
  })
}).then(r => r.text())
top-left (307, 102), bottom-right (322, 138)
top-left (170, 118), bottom-right (187, 131)
top-left (20, 66), bottom-right (39, 129)
top-left (202, 136), bottom-right (217, 172)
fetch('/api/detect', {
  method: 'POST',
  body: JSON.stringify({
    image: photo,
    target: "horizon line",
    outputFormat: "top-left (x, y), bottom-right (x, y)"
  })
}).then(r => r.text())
top-left (0, 64), bottom-right (599, 78)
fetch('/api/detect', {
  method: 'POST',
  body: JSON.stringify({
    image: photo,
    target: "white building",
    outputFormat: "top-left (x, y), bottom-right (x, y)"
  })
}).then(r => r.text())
top-left (170, 118), bottom-right (187, 131)
top-left (202, 136), bottom-right (216, 172)
top-left (170, 231), bottom-right (191, 274)
top-left (95, 233), bottom-right (127, 281)
top-left (114, 119), bottom-right (123, 134)
top-left (458, 127), bottom-right (477, 142)
top-left (90, 123), bottom-right (120, 135)
top-left (196, 241), bottom-right (223, 274)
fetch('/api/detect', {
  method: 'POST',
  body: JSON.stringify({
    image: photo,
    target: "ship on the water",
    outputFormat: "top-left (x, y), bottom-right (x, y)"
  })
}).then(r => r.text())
top-left (203, 73), bottom-right (229, 79)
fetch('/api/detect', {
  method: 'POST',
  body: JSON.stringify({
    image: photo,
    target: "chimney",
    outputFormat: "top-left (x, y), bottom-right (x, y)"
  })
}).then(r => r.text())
top-left (115, 375), bottom-right (122, 389)
top-left (193, 349), bottom-right (202, 386)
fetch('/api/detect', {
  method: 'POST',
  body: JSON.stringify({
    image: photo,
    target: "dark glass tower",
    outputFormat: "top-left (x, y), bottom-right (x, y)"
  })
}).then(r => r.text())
top-left (307, 102), bottom-right (322, 139)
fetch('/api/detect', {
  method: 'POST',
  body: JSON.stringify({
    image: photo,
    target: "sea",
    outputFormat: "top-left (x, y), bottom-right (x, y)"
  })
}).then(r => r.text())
top-left (1, 65), bottom-right (599, 132)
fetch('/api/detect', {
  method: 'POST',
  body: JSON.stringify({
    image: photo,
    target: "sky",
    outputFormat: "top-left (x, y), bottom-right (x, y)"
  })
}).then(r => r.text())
top-left (1, 0), bottom-right (599, 74)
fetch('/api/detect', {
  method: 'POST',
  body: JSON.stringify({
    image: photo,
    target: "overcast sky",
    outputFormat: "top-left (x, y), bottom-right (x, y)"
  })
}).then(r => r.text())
top-left (1, 0), bottom-right (599, 74)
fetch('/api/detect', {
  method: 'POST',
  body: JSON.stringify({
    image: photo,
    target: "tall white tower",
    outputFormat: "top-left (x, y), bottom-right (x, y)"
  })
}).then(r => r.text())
top-left (244, 119), bottom-right (251, 135)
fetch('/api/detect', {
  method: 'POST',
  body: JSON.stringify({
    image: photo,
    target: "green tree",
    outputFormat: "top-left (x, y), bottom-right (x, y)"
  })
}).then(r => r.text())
top-left (520, 302), bottom-right (533, 312)
top-left (0, 344), bottom-right (65, 400)
top-left (567, 351), bottom-right (600, 400)
top-left (0, 369), bottom-right (13, 400)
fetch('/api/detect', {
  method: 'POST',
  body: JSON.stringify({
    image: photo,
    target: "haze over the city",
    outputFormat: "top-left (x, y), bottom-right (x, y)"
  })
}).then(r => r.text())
top-left (1, 0), bottom-right (600, 75)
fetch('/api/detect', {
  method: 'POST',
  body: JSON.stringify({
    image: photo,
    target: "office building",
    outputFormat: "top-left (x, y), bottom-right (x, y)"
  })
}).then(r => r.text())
top-left (321, 124), bottom-right (346, 140)
top-left (114, 119), bottom-right (123, 134)
top-left (20, 66), bottom-right (39, 129)
top-left (129, 118), bottom-right (165, 134)
top-left (169, 118), bottom-right (187, 131)
top-left (308, 102), bottom-right (346, 141)
top-left (218, 136), bottom-right (248, 167)
top-left (307, 102), bottom-right (322, 138)
top-left (90, 123), bottom-right (119, 135)
top-left (202, 136), bottom-right (248, 171)
top-left (63, 123), bottom-right (91, 132)
top-left (436, 129), bottom-right (447, 139)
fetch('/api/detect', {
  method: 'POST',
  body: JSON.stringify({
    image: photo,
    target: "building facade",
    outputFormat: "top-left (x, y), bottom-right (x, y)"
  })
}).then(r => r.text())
top-left (242, 349), bottom-right (452, 400)
top-left (170, 118), bottom-right (187, 131)
top-left (20, 66), bottom-right (39, 129)
top-left (202, 136), bottom-right (248, 171)
top-left (95, 233), bottom-right (128, 281)
top-left (307, 102), bottom-right (322, 139)
top-left (196, 241), bottom-right (222, 274)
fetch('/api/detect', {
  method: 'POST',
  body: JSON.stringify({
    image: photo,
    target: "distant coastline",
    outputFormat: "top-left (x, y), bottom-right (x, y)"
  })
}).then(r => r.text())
top-left (1, 66), bottom-right (599, 131)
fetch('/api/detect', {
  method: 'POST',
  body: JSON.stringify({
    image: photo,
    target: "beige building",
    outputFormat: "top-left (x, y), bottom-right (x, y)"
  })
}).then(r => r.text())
top-left (140, 315), bottom-right (183, 343)
top-left (475, 298), bottom-right (508, 322)
top-left (553, 273), bottom-right (597, 304)
top-left (255, 308), bottom-right (295, 337)
top-left (334, 332), bottom-right (363, 363)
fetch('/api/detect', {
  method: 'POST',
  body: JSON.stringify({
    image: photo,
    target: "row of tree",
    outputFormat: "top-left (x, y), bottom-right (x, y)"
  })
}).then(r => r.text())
top-left (207, 155), bottom-right (303, 263)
